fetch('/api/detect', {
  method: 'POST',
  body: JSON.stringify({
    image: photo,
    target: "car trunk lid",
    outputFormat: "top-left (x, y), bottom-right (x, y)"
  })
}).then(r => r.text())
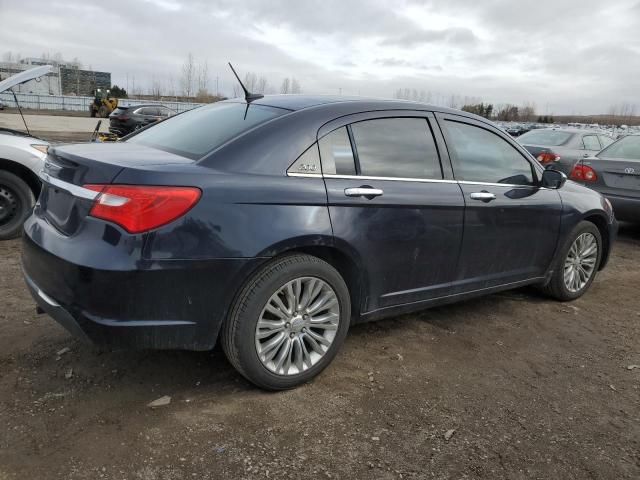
top-left (38, 143), bottom-right (193, 235)
top-left (582, 158), bottom-right (640, 198)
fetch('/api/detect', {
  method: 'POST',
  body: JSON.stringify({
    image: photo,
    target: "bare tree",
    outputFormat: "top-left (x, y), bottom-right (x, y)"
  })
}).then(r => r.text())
top-left (280, 78), bottom-right (290, 94)
top-left (166, 75), bottom-right (176, 97)
top-left (150, 76), bottom-right (163, 99)
top-left (243, 72), bottom-right (258, 92)
top-left (196, 60), bottom-right (209, 95)
top-left (256, 76), bottom-right (268, 94)
top-left (291, 78), bottom-right (301, 94)
top-left (181, 52), bottom-right (195, 98)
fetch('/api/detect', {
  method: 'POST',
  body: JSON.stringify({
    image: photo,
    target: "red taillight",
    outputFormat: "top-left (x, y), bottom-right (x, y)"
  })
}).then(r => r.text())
top-left (118, 115), bottom-right (130, 121)
top-left (536, 151), bottom-right (561, 164)
top-left (84, 185), bottom-right (201, 233)
top-left (569, 164), bottom-right (598, 182)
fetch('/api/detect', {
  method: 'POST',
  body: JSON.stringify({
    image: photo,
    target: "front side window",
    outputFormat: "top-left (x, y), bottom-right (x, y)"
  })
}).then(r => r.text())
top-left (582, 135), bottom-right (601, 151)
top-left (318, 127), bottom-right (356, 175)
top-left (350, 118), bottom-right (442, 179)
top-left (444, 120), bottom-right (534, 185)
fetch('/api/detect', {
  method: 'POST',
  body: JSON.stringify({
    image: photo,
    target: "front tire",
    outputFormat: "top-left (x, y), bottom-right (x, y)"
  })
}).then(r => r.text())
top-left (542, 220), bottom-right (602, 301)
top-left (0, 171), bottom-right (35, 240)
top-left (221, 254), bottom-right (351, 390)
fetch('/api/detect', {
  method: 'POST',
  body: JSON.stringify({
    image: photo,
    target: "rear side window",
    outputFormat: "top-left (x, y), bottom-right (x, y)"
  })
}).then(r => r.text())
top-left (599, 135), bottom-right (640, 161)
top-left (444, 120), bottom-right (534, 185)
top-left (350, 118), bottom-right (442, 179)
top-left (518, 130), bottom-right (573, 146)
top-left (598, 135), bottom-right (614, 148)
top-left (127, 102), bottom-right (287, 159)
top-left (582, 135), bottom-right (601, 150)
top-left (318, 127), bottom-right (356, 175)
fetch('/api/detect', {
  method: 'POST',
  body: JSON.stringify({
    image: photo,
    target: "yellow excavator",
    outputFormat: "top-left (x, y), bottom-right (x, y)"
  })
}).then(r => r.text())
top-left (89, 88), bottom-right (118, 118)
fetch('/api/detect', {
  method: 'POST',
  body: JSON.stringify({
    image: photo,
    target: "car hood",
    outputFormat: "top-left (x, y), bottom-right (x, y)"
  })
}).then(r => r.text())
top-left (0, 65), bottom-right (53, 93)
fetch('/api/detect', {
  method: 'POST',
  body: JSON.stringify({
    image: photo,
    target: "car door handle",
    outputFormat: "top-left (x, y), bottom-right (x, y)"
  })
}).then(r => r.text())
top-left (344, 187), bottom-right (384, 198)
top-left (469, 192), bottom-right (496, 202)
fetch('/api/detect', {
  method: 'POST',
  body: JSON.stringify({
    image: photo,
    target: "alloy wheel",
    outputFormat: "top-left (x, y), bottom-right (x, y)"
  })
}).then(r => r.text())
top-left (563, 232), bottom-right (598, 293)
top-left (255, 276), bottom-right (340, 376)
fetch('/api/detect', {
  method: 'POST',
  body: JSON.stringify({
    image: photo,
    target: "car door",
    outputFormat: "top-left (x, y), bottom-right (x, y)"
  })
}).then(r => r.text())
top-left (436, 113), bottom-right (562, 291)
top-left (319, 112), bottom-right (465, 313)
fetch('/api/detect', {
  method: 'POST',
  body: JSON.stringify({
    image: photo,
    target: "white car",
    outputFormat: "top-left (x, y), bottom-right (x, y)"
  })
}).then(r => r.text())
top-left (0, 66), bottom-right (51, 239)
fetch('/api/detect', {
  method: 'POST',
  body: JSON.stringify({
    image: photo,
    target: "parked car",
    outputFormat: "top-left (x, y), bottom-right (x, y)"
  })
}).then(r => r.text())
top-left (505, 124), bottom-right (529, 137)
top-left (570, 134), bottom-right (640, 222)
top-left (109, 104), bottom-right (175, 137)
top-left (0, 65), bottom-right (52, 239)
top-left (22, 96), bottom-right (616, 390)
top-left (519, 128), bottom-right (615, 174)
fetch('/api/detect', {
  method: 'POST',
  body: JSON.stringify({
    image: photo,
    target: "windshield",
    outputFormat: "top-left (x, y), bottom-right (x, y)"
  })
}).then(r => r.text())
top-left (127, 102), bottom-right (288, 159)
top-left (518, 130), bottom-right (573, 146)
top-left (598, 135), bottom-right (640, 161)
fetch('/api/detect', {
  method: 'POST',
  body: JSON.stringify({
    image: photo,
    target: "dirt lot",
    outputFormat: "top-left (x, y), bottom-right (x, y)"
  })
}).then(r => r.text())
top-left (1, 226), bottom-right (639, 479)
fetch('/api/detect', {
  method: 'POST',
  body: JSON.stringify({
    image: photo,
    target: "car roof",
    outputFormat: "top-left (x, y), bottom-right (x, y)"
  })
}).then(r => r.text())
top-left (221, 94), bottom-right (476, 118)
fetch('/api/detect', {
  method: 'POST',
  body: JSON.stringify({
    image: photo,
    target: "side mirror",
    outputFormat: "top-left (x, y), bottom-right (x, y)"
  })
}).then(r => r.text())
top-left (541, 168), bottom-right (567, 189)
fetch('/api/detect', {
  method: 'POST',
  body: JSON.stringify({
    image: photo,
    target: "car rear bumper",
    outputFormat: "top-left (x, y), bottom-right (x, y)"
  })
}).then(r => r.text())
top-left (22, 224), bottom-right (266, 350)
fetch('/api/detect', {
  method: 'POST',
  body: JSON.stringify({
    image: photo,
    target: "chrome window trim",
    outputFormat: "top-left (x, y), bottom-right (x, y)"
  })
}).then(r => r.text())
top-left (323, 174), bottom-right (456, 184)
top-left (39, 171), bottom-right (100, 201)
top-left (287, 172), bottom-right (323, 178)
top-left (287, 172), bottom-right (538, 188)
top-left (457, 180), bottom-right (536, 188)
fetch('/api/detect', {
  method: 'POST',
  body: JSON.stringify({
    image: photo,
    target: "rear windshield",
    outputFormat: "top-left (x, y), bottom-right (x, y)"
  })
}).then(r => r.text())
top-left (518, 130), bottom-right (573, 146)
top-left (126, 102), bottom-right (288, 159)
top-left (599, 135), bottom-right (640, 161)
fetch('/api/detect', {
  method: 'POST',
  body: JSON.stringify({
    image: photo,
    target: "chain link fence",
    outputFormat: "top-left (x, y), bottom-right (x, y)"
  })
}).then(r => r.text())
top-left (0, 92), bottom-right (205, 114)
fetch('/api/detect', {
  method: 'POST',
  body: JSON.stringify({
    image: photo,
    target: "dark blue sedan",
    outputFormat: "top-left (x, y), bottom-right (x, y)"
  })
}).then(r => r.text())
top-left (22, 96), bottom-right (617, 390)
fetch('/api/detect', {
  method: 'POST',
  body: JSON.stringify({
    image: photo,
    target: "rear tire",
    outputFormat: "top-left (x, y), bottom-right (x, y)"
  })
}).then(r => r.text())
top-left (98, 106), bottom-right (109, 118)
top-left (221, 254), bottom-right (351, 390)
top-left (541, 221), bottom-right (602, 301)
top-left (0, 171), bottom-right (35, 240)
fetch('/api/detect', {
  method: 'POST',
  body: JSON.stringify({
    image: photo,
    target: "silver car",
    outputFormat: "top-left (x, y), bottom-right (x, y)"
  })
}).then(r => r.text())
top-left (0, 65), bottom-right (51, 239)
top-left (518, 128), bottom-right (615, 174)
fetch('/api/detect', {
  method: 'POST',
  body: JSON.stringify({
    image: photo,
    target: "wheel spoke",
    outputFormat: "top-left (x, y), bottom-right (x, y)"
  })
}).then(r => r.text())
top-left (298, 278), bottom-right (316, 310)
top-left (265, 302), bottom-right (287, 320)
top-left (273, 337), bottom-right (293, 374)
top-left (260, 332), bottom-right (287, 362)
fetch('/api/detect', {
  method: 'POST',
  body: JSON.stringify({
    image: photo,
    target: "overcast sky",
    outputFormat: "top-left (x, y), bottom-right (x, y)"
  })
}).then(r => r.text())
top-left (1, 0), bottom-right (639, 114)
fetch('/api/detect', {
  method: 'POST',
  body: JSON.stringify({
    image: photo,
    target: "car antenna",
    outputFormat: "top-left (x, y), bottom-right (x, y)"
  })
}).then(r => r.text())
top-left (228, 62), bottom-right (264, 103)
top-left (9, 88), bottom-right (30, 136)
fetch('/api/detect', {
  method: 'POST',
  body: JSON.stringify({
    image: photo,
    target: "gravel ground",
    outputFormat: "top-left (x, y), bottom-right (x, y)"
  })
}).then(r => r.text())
top-left (1, 226), bottom-right (639, 479)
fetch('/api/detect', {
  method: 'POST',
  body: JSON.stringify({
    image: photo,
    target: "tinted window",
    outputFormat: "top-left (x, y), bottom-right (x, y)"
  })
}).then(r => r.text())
top-left (127, 102), bottom-right (286, 159)
top-left (518, 130), bottom-right (573, 146)
top-left (583, 135), bottom-right (601, 150)
top-left (598, 135), bottom-right (614, 148)
top-left (445, 121), bottom-right (534, 185)
top-left (350, 118), bottom-right (441, 179)
top-left (599, 135), bottom-right (640, 161)
top-left (318, 127), bottom-right (356, 175)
